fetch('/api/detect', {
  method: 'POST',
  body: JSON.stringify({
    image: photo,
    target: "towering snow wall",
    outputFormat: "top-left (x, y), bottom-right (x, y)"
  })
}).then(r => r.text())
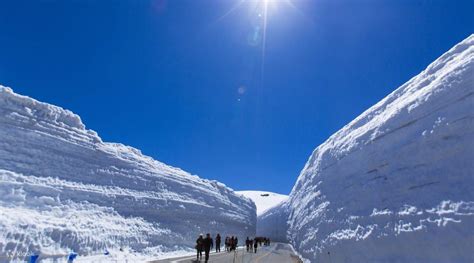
top-left (0, 87), bottom-right (256, 260)
top-left (286, 35), bottom-right (474, 262)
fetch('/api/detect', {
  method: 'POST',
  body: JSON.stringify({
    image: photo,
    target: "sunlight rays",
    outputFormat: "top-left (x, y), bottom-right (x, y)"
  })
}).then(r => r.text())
top-left (216, 0), bottom-right (301, 100)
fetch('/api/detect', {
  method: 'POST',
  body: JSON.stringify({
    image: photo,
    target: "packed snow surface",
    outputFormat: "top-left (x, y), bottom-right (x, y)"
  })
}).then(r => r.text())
top-left (0, 87), bottom-right (256, 261)
top-left (265, 35), bottom-right (474, 262)
top-left (236, 191), bottom-right (288, 216)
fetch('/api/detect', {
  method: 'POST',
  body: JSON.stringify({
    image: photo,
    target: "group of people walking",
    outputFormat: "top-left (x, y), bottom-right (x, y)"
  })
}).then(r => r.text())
top-left (195, 233), bottom-right (271, 262)
top-left (224, 236), bottom-right (239, 252)
top-left (196, 233), bottom-right (240, 262)
top-left (195, 233), bottom-right (217, 262)
top-left (245, 237), bottom-right (271, 253)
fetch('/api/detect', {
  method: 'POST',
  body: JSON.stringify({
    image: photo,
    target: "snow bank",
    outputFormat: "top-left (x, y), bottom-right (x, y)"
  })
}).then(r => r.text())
top-left (285, 34), bottom-right (474, 262)
top-left (0, 87), bottom-right (256, 261)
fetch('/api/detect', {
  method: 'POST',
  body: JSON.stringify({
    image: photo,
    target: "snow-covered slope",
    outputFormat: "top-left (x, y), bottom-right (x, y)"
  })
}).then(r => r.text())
top-left (284, 35), bottom-right (474, 262)
top-left (237, 191), bottom-right (289, 240)
top-left (236, 191), bottom-right (290, 242)
top-left (0, 87), bottom-right (256, 261)
top-left (236, 191), bottom-right (288, 216)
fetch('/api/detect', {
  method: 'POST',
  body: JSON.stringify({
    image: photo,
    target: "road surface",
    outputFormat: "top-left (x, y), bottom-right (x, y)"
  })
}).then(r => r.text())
top-left (150, 243), bottom-right (302, 263)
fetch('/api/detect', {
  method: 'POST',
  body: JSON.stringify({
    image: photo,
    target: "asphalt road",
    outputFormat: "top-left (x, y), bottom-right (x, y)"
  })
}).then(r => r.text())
top-left (150, 243), bottom-right (302, 263)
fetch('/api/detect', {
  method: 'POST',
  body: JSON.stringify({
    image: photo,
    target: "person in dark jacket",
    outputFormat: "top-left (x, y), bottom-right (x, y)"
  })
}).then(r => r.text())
top-left (245, 237), bottom-right (250, 252)
top-left (253, 238), bottom-right (258, 253)
top-left (215, 233), bottom-right (221, 253)
top-left (203, 233), bottom-right (214, 262)
top-left (230, 236), bottom-right (235, 251)
top-left (196, 234), bottom-right (204, 260)
top-left (225, 236), bottom-right (230, 252)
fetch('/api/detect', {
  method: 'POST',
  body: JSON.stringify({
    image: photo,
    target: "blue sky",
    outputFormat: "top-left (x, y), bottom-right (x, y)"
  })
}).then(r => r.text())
top-left (0, 0), bottom-right (472, 194)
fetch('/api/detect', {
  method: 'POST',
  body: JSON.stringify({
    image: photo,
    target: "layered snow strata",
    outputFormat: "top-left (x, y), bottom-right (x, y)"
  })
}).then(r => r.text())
top-left (0, 87), bottom-right (256, 260)
top-left (286, 35), bottom-right (474, 262)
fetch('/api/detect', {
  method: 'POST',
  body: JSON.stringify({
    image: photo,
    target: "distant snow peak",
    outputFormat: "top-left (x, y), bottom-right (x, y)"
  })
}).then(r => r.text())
top-left (236, 190), bottom-right (288, 216)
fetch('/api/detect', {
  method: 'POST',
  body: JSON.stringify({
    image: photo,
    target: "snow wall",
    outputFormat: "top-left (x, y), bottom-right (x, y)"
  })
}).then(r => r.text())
top-left (265, 35), bottom-right (474, 262)
top-left (0, 87), bottom-right (256, 260)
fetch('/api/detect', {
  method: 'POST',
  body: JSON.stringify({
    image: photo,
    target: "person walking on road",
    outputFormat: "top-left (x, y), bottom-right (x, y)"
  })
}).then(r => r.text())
top-left (215, 233), bottom-right (221, 253)
top-left (253, 238), bottom-right (258, 253)
top-left (196, 234), bottom-right (204, 260)
top-left (246, 237), bottom-right (250, 252)
top-left (230, 236), bottom-right (235, 251)
top-left (203, 233), bottom-right (214, 262)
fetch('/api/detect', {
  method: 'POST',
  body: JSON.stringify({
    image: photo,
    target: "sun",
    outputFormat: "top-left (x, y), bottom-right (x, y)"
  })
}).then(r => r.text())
top-left (256, 0), bottom-right (295, 11)
top-left (219, 0), bottom-right (296, 49)
top-left (220, 0), bottom-right (295, 20)
top-left (218, 0), bottom-right (298, 87)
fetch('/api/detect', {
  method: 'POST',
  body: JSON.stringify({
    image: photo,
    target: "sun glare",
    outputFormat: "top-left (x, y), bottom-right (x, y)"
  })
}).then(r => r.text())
top-left (218, 0), bottom-right (298, 89)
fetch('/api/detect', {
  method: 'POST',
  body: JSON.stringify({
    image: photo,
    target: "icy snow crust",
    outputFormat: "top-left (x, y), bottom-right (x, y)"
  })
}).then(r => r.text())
top-left (0, 87), bottom-right (256, 261)
top-left (285, 35), bottom-right (474, 262)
